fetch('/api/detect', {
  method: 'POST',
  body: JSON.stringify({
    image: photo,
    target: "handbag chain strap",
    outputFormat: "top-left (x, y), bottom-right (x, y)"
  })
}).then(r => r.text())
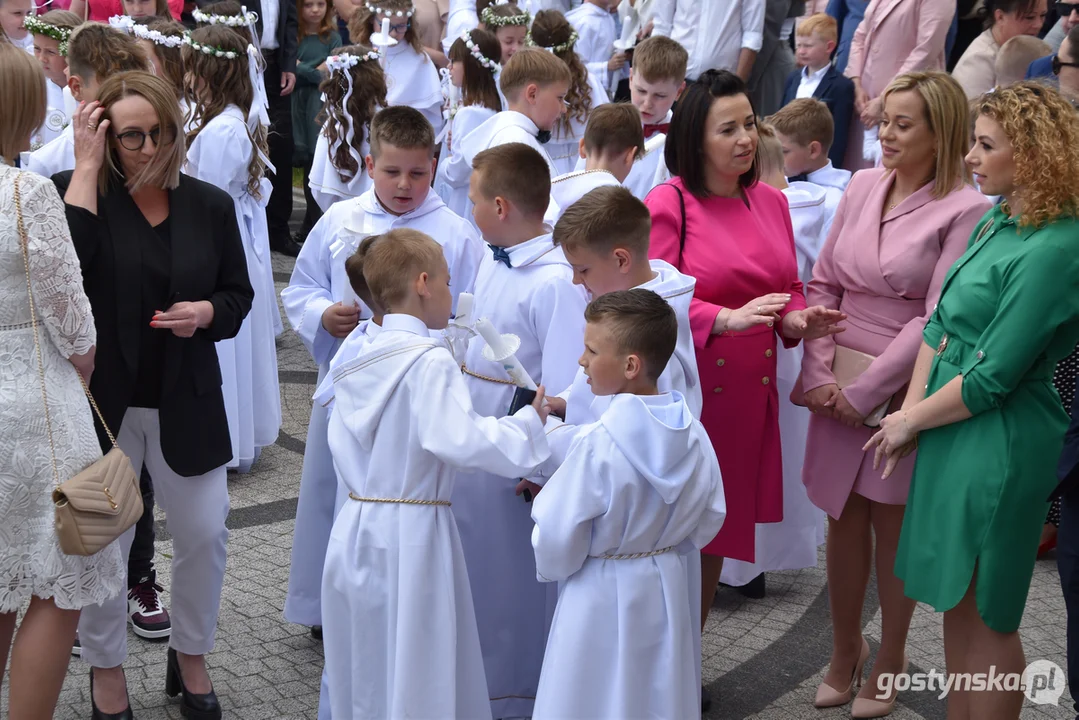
top-left (13, 175), bottom-right (120, 492)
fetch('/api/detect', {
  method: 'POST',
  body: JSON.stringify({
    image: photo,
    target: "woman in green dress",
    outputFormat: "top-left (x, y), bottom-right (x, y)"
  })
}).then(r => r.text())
top-left (865, 81), bottom-right (1079, 719)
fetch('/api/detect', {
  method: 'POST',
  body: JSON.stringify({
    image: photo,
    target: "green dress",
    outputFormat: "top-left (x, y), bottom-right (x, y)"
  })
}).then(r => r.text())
top-left (895, 204), bottom-right (1079, 633)
top-left (292, 31), bottom-right (342, 167)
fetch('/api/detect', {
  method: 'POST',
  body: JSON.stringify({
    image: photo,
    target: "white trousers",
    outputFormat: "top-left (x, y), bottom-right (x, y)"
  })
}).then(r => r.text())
top-left (78, 408), bottom-right (230, 669)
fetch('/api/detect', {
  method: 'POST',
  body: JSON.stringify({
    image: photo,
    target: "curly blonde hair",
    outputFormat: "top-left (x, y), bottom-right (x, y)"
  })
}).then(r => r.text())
top-left (972, 82), bottom-right (1079, 228)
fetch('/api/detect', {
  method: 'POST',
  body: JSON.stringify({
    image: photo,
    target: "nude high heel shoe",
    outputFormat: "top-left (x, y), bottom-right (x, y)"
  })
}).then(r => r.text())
top-left (850, 655), bottom-right (908, 718)
top-left (814, 636), bottom-right (871, 708)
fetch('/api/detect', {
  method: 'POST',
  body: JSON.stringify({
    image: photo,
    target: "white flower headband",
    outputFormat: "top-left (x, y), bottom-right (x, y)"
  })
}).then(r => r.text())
top-left (182, 32), bottom-right (240, 59)
top-left (132, 23), bottom-right (185, 48)
top-left (460, 31), bottom-right (499, 73)
top-left (325, 50), bottom-right (380, 72)
top-left (24, 15), bottom-right (72, 54)
top-left (192, 7), bottom-right (259, 26)
top-left (481, 1), bottom-right (529, 28)
top-left (108, 14), bottom-right (136, 32)
top-left (527, 29), bottom-right (577, 54)
top-left (364, 1), bottom-right (414, 17)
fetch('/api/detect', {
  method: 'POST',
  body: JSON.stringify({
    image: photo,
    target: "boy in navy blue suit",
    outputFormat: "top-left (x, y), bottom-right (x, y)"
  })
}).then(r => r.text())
top-left (780, 14), bottom-right (853, 168)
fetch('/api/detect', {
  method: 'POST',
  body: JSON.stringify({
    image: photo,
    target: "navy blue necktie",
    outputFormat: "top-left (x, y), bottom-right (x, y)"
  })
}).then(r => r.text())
top-left (488, 244), bottom-right (512, 268)
top-left (536, 129), bottom-right (552, 144)
top-left (788, 173), bottom-right (809, 183)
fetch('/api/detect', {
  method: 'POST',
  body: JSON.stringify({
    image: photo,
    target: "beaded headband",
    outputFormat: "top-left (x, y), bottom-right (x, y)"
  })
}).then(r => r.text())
top-left (481, 3), bottom-right (530, 28)
top-left (132, 23), bottom-right (185, 48)
top-left (527, 29), bottom-right (577, 54)
top-left (182, 32), bottom-right (241, 59)
top-left (325, 51), bottom-right (380, 72)
top-left (364, 1), bottom-right (414, 18)
top-left (192, 7), bottom-right (260, 27)
top-left (459, 31), bottom-right (499, 73)
top-left (23, 15), bottom-right (72, 55)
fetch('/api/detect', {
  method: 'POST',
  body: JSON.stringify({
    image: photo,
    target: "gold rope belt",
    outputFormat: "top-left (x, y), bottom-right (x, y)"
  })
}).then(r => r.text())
top-left (348, 493), bottom-right (451, 506)
top-left (461, 364), bottom-right (516, 386)
top-left (593, 545), bottom-right (676, 560)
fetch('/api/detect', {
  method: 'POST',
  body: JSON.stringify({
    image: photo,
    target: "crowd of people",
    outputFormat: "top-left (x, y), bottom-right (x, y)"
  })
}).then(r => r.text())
top-left (1, 0), bottom-right (1079, 719)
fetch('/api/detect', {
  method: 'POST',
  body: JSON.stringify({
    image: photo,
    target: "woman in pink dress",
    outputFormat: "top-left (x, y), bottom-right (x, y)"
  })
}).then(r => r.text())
top-left (800, 72), bottom-right (990, 718)
top-left (645, 69), bottom-right (845, 657)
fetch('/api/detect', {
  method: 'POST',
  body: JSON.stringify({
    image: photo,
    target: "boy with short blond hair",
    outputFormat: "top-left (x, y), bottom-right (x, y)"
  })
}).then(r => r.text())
top-left (282, 106), bottom-right (483, 647)
top-left (530, 288), bottom-right (724, 720)
top-left (443, 47), bottom-right (572, 198)
top-left (780, 13), bottom-right (853, 166)
top-left (545, 102), bottom-right (644, 225)
top-left (320, 227), bottom-right (552, 720)
top-left (454, 141), bottom-right (589, 720)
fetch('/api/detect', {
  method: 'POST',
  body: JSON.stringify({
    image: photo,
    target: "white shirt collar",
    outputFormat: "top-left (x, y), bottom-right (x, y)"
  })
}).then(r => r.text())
top-left (802, 64), bottom-right (829, 82)
top-left (381, 314), bottom-right (430, 337)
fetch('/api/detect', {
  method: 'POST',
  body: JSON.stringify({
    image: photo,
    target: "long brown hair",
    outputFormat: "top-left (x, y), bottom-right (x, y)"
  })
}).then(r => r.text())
top-left (139, 18), bottom-right (186, 102)
top-left (529, 10), bottom-right (591, 137)
top-left (297, 0), bottom-right (336, 41)
top-left (318, 45), bottom-right (387, 182)
top-left (121, 0), bottom-right (173, 19)
top-left (447, 29), bottom-right (501, 112)
top-left (183, 25), bottom-right (268, 199)
top-left (348, 0), bottom-right (423, 53)
top-left (196, 1), bottom-right (258, 46)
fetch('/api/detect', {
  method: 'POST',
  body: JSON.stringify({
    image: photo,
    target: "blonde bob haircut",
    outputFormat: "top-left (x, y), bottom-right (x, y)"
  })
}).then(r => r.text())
top-left (0, 43), bottom-right (46, 163)
top-left (881, 71), bottom-right (972, 200)
top-left (972, 82), bottom-right (1079, 228)
top-left (96, 71), bottom-right (184, 194)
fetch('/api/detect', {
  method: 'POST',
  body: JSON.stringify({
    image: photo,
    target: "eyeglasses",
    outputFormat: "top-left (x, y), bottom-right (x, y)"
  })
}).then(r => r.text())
top-left (113, 126), bottom-right (177, 151)
top-left (1052, 54), bottom-right (1079, 75)
top-left (1055, 1), bottom-right (1079, 15)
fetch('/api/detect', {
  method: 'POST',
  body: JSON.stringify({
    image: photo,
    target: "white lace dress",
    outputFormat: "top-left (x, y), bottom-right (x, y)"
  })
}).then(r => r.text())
top-left (0, 164), bottom-right (124, 612)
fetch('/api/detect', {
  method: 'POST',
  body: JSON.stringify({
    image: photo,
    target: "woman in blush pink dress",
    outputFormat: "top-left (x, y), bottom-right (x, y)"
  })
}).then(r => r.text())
top-left (645, 70), bottom-right (845, 685)
top-left (800, 72), bottom-right (990, 718)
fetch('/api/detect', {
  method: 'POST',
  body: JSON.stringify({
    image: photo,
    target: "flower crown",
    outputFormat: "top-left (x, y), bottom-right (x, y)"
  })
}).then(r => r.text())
top-left (325, 51), bottom-right (380, 72)
top-left (481, 3), bottom-right (530, 28)
top-left (527, 29), bottom-right (577, 54)
top-left (192, 7), bottom-right (259, 27)
top-left (23, 15), bottom-right (72, 55)
top-left (364, 1), bottom-right (414, 18)
top-left (108, 14), bottom-right (136, 32)
top-left (182, 32), bottom-right (241, 59)
top-left (132, 23), bottom-right (185, 48)
top-left (460, 31), bottom-right (499, 73)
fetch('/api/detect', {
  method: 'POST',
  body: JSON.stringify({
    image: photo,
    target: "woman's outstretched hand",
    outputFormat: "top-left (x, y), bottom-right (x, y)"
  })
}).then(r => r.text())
top-left (782, 306), bottom-right (846, 340)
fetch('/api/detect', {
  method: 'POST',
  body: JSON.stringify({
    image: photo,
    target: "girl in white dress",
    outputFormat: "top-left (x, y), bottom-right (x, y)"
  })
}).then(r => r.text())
top-left (24, 11), bottom-right (81, 151)
top-left (480, 0), bottom-right (529, 63)
top-left (0, 47), bottom-right (123, 718)
top-left (528, 10), bottom-right (609, 175)
top-left (348, 0), bottom-right (444, 134)
top-left (434, 28), bottom-right (501, 217)
top-left (183, 26), bottom-right (281, 472)
top-left (308, 44), bottom-right (387, 211)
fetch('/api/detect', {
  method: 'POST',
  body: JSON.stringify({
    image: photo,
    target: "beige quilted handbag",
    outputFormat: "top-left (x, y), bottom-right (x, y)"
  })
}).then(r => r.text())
top-left (14, 174), bottom-right (143, 557)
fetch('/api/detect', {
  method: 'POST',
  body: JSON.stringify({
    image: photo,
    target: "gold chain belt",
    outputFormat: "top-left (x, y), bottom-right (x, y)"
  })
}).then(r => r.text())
top-left (461, 364), bottom-right (516, 386)
top-left (348, 493), bottom-right (451, 507)
top-left (593, 545), bottom-right (676, 560)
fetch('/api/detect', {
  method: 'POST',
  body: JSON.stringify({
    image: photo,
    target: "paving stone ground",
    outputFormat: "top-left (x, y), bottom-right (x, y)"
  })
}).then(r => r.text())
top-left (12, 195), bottom-right (1075, 719)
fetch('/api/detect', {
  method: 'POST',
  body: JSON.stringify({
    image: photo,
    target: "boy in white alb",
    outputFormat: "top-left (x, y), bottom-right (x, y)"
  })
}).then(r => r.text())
top-left (443, 46), bottom-right (573, 198)
top-left (530, 289), bottom-right (725, 720)
top-left (452, 142), bottom-right (589, 720)
top-left (578, 35), bottom-right (687, 201)
top-left (565, 0), bottom-right (622, 93)
top-left (320, 228), bottom-right (553, 720)
top-left (544, 102), bottom-right (643, 226)
top-left (27, 24), bottom-right (149, 178)
top-left (282, 107), bottom-right (483, 635)
top-left (770, 98), bottom-right (852, 240)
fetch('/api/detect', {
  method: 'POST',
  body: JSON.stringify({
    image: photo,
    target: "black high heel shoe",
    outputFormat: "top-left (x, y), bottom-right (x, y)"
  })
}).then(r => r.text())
top-left (90, 667), bottom-right (135, 720)
top-left (165, 647), bottom-right (221, 720)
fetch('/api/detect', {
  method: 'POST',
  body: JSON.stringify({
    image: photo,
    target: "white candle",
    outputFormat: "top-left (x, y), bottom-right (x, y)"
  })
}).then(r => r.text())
top-left (617, 16), bottom-right (634, 48)
top-left (475, 318), bottom-right (538, 390)
top-left (455, 293), bottom-right (474, 325)
top-left (475, 318), bottom-right (509, 356)
top-left (380, 17), bottom-right (390, 37)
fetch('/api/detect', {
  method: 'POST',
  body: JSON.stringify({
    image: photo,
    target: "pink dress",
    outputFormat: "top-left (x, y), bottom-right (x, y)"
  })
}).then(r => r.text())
top-left (646, 179), bottom-right (806, 563)
top-left (800, 169), bottom-right (991, 518)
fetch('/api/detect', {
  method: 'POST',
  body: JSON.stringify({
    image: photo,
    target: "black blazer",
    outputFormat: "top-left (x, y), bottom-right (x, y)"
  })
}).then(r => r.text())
top-left (781, 64), bottom-right (855, 168)
top-left (194, 0), bottom-right (299, 72)
top-left (1055, 378), bottom-right (1079, 499)
top-left (52, 171), bottom-right (254, 478)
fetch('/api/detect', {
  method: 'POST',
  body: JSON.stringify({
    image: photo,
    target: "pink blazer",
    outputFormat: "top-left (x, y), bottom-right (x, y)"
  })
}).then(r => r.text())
top-left (802, 168), bottom-right (991, 415)
top-left (845, 0), bottom-right (954, 98)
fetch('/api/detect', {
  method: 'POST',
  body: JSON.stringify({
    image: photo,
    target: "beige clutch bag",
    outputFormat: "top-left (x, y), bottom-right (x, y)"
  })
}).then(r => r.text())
top-left (14, 173), bottom-right (142, 557)
top-left (791, 346), bottom-right (902, 428)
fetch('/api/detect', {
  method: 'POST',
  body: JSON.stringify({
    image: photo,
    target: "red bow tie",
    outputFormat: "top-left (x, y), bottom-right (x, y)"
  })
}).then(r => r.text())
top-left (643, 122), bottom-right (670, 138)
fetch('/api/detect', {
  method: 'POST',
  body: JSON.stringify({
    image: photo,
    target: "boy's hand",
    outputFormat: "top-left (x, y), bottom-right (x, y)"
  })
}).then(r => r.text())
top-left (322, 302), bottom-right (360, 338)
top-left (531, 385), bottom-right (550, 423)
top-left (515, 479), bottom-right (542, 498)
top-left (608, 52), bottom-right (627, 71)
top-left (545, 395), bottom-right (567, 420)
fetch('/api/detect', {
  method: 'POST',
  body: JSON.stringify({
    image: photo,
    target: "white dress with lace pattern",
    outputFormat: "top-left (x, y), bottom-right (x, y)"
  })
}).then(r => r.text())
top-left (0, 164), bottom-right (124, 612)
